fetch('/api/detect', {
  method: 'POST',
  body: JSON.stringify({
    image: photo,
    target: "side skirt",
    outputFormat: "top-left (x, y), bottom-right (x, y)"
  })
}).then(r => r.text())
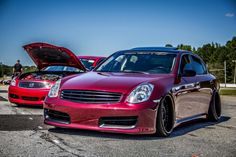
top-left (174, 113), bottom-right (206, 127)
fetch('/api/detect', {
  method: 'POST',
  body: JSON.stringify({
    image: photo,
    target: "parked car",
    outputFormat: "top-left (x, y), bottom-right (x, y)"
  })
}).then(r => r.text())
top-left (78, 56), bottom-right (106, 70)
top-left (8, 42), bottom-right (86, 105)
top-left (44, 47), bottom-right (221, 136)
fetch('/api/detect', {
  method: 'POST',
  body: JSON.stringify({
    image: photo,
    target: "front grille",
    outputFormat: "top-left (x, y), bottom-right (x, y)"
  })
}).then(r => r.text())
top-left (19, 82), bottom-right (47, 88)
top-left (22, 96), bottom-right (39, 101)
top-left (44, 109), bottom-right (70, 124)
top-left (61, 90), bottom-right (122, 104)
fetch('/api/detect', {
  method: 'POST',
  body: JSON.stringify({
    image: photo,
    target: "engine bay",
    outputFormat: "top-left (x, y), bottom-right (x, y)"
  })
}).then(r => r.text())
top-left (20, 73), bottom-right (62, 82)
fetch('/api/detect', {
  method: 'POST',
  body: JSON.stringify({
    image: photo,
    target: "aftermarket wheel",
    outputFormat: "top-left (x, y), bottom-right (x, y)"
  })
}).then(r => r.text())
top-left (207, 92), bottom-right (221, 121)
top-left (155, 96), bottom-right (174, 137)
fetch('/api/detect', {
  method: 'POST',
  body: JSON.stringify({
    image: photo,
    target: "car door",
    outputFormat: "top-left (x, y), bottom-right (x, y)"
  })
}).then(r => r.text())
top-left (190, 55), bottom-right (212, 115)
top-left (174, 54), bottom-right (201, 122)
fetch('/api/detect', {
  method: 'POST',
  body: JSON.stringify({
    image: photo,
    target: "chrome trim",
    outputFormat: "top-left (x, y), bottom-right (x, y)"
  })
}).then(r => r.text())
top-left (45, 117), bottom-right (70, 125)
top-left (153, 99), bottom-right (161, 103)
top-left (172, 82), bottom-right (200, 92)
top-left (99, 124), bottom-right (136, 129)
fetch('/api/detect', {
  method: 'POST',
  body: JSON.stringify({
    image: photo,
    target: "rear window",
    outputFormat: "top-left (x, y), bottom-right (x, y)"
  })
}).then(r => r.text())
top-left (44, 66), bottom-right (81, 72)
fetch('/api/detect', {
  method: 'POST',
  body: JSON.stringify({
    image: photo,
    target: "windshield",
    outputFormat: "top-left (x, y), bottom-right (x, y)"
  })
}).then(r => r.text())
top-left (80, 59), bottom-right (95, 69)
top-left (43, 66), bottom-right (82, 72)
top-left (95, 51), bottom-right (177, 74)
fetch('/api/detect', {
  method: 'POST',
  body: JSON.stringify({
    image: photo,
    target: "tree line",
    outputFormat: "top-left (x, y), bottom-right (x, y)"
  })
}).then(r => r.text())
top-left (0, 65), bottom-right (36, 78)
top-left (175, 36), bottom-right (236, 83)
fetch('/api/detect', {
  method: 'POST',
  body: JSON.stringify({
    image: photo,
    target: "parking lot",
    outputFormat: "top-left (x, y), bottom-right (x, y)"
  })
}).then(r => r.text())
top-left (0, 85), bottom-right (236, 157)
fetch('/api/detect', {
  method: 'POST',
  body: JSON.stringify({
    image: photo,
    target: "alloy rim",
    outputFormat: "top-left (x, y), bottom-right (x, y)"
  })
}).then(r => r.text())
top-left (162, 99), bottom-right (169, 129)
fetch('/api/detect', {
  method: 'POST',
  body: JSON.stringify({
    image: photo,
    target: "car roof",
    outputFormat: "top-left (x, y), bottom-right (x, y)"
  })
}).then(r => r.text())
top-left (130, 47), bottom-right (192, 54)
top-left (77, 56), bottom-right (106, 60)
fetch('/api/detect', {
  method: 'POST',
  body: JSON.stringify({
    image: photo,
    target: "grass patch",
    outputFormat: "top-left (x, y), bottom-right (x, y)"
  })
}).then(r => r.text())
top-left (220, 88), bottom-right (236, 95)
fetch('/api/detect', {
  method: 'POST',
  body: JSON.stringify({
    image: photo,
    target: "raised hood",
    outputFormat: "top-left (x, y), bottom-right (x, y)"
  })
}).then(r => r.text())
top-left (23, 42), bottom-right (86, 71)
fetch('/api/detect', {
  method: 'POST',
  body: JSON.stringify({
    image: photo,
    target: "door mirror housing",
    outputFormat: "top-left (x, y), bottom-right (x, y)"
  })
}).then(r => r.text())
top-left (174, 69), bottom-right (196, 84)
top-left (182, 69), bottom-right (196, 77)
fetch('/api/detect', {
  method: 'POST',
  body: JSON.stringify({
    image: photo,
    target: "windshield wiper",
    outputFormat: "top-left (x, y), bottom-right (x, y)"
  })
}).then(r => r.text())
top-left (122, 70), bottom-right (149, 74)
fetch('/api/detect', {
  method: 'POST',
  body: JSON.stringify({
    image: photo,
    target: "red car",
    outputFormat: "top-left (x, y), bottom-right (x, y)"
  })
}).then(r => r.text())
top-left (44, 47), bottom-right (221, 136)
top-left (8, 42), bottom-right (103, 105)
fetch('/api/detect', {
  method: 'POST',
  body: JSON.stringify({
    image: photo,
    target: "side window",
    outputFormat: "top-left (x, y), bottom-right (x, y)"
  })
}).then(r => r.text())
top-left (191, 55), bottom-right (206, 75)
top-left (201, 60), bottom-right (208, 73)
top-left (179, 54), bottom-right (192, 74)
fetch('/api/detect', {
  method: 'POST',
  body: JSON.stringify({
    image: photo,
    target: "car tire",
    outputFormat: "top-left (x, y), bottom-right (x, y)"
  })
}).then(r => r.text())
top-left (207, 91), bottom-right (221, 121)
top-left (155, 95), bottom-right (174, 137)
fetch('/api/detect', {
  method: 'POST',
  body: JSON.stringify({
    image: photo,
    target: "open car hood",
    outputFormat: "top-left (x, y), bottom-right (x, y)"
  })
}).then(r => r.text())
top-left (23, 42), bottom-right (86, 71)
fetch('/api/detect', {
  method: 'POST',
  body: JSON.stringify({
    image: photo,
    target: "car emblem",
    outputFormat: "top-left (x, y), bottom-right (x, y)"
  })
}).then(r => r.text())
top-left (29, 82), bottom-right (34, 88)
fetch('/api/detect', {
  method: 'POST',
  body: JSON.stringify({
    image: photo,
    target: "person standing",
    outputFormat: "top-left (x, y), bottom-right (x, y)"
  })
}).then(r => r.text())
top-left (13, 60), bottom-right (23, 78)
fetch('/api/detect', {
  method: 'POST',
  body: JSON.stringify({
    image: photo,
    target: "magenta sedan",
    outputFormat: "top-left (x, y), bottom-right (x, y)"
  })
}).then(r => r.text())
top-left (44, 47), bottom-right (221, 136)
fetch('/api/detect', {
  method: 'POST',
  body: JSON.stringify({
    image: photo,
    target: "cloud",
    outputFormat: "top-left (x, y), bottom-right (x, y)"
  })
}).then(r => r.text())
top-left (225, 13), bottom-right (234, 18)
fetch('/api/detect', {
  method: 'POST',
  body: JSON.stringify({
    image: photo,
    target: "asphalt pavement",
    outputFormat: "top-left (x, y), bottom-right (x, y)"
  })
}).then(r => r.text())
top-left (0, 85), bottom-right (236, 157)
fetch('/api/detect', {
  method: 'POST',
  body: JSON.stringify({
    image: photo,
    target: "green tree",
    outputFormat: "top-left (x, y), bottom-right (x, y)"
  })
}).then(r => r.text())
top-left (165, 44), bottom-right (173, 47)
top-left (177, 44), bottom-right (192, 51)
top-left (194, 36), bottom-right (236, 83)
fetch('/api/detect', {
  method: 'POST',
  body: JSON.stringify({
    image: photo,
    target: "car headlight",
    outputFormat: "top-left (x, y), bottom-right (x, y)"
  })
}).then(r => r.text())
top-left (10, 78), bottom-right (16, 86)
top-left (48, 79), bottom-right (61, 98)
top-left (127, 83), bottom-right (154, 104)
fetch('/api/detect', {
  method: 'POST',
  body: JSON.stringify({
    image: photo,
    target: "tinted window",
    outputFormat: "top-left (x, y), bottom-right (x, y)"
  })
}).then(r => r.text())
top-left (191, 56), bottom-right (206, 75)
top-left (179, 54), bottom-right (192, 74)
top-left (96, 52), bottom-right (177, 74)
top-left (80, 59), bottom-right (95, 69)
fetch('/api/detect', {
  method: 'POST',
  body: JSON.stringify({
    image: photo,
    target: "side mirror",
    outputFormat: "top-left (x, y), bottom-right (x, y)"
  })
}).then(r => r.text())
top-left (182, 69), bottom-right (196, 77)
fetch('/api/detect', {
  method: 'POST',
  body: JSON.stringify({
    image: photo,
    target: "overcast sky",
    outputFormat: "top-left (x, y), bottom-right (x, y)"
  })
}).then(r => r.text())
top-left (0, 0), bottom-right (235, 66)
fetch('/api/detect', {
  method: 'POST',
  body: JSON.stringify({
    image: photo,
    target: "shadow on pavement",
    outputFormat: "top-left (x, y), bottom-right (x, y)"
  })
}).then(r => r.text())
top-left (0, 115), bottom-right (50, 131)
top-left (170, 116), bottom-right (230, 137)
top-left (0, 90), bottom-right (8, 93)
top-left (48, 116), bottom-right (230, 140)
top-left (12, 104), bottom-right (43, 109)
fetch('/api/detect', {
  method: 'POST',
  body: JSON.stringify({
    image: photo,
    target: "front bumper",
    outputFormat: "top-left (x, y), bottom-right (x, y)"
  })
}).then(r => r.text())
top-left (8, 85), bottom-right (49, 105)
top-left (44, 98), bottom-right (158, 134)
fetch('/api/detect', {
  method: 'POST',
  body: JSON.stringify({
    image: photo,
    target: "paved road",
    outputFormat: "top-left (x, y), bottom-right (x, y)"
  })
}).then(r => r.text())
top-left (0, 85), bottom-right (236, 157)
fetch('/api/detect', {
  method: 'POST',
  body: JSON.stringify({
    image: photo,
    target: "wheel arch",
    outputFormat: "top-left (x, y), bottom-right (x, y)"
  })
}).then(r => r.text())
top-left (154, 92), bottom-right (176, 136)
